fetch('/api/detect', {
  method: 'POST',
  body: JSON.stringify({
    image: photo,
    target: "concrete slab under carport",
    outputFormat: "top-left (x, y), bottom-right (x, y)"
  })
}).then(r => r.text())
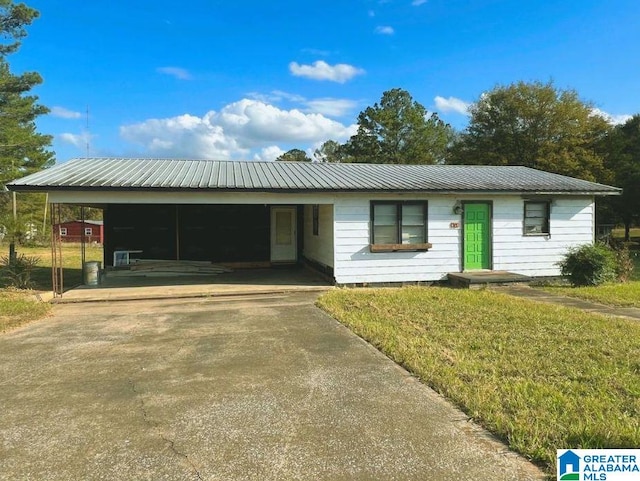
top-left (0, 292), bottom-right (544, 480)
top-left (54, 266), bottom-right (333, 303)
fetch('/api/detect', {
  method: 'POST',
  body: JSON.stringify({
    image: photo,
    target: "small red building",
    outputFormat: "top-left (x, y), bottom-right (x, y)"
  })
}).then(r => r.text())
top-left (54, 220), bottom-right (104, 244)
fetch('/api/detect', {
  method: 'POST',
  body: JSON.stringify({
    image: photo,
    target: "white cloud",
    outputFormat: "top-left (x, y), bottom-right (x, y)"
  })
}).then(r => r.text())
top-left (247, 91), bottom-right (357, 118)
top-left (120, 114), bottom-right (244, 159)
top-left (253, 146), bottom-right (286, 161)
top-left (412, 0), bottom-right (427, 5)
top-left (375, 26), bottom-right (395, 35)
top-left (434, 96), bottom-right (471, 115)
top-left (289, 60), bottom-right (365, 83)
top-left (305, 98), bottom-right (358, 117)
top-left (156, 66), bottom-right (192, 80)
top-left (50, 106), bottom-right (82, 119)
top-left (591, 108), bottom-right (632, 126)
top-left (119, 99), bottom-right (357, 160)
top-left (59, 132), bottom-right (92, 148)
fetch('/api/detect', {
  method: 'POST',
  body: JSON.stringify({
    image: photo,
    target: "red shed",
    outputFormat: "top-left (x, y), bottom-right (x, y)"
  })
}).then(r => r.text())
top-left (54, 220), bottom-right (104, 244)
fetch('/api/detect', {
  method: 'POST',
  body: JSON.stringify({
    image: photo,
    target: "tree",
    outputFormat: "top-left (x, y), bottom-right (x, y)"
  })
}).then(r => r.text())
top-left (0, 0), bottom-right (53, 190)
top-left (313, 140), bottom-right (350, 163)
top-left (343, 88), bottom-right (453, 164)
top-left (447, 81), bottom-right (611, 182)
top-left (275, 148), bottom-right (312, 162)
top-left (601, 115), bottom-right (640, 240)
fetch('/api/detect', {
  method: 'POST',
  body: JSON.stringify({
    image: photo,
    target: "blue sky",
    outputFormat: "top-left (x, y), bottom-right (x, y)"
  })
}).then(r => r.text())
top-left (11, 0), bottom-right (640, 163)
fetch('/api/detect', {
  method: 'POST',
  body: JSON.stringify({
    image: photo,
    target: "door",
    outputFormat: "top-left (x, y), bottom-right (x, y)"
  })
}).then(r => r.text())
top-left (463, 203), bottom-right (491, 270)
top-left (270, 206), bottom-right (297, 263)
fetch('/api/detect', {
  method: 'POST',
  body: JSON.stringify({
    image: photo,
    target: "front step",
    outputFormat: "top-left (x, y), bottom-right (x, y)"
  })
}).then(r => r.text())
top-left (447, 271), bottom-right (532, 289)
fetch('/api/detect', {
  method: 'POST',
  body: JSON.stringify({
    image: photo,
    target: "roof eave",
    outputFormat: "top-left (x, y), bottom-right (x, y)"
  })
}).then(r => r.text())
top-left (5, 184), bottom-right (621, 196)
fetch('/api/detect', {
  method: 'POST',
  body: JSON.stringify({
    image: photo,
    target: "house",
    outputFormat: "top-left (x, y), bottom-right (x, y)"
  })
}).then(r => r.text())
top-left (7, 158), bottom-right (620, 284)
top-left (54, 220), bottom-right (104, 244)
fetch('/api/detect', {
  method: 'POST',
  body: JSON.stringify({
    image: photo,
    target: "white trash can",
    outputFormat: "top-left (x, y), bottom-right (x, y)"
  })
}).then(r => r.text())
top-left (83, 261), bottom-right (102, 286)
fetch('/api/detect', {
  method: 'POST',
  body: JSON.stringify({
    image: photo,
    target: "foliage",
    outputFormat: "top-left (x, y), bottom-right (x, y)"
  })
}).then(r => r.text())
top-left (313, 140), bottom-right (350, 163)
top-left (599, 115), bottom-right (640, 238)
top-left (0, 252), bottom-right (40, 288)
top-left (558, 243), bottom-right (617, 286)
top-left (317, 287), bottom-right (640, 473)
top-left (343, 88), bottom-right (454, 164)
top-left (447, 80), bottom-right (612, 181)
top-left (0, 0), bottom-right (53, 190)
top-left (275, 148), bottom-right (312, 162)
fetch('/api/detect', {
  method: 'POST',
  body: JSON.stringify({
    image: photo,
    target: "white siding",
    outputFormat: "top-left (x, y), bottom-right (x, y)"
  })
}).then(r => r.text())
top-left (303, 204), bottom-right (334, 268)
top-left (333, 194), bottom-right (461, 284)
top-left (493, 196), bottom-right (595, 277)
top-left (333, 194), bottom-right (595, 284)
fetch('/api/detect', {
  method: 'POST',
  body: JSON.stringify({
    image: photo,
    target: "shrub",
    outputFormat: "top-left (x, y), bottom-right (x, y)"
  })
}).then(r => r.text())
top-left (0, 254), bottom-right (41, 289)
top-left (558, 243), bottom-right (616, 286)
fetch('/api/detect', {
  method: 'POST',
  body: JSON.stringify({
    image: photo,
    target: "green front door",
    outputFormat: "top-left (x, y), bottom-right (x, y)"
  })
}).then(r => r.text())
top-left (463, 203), bottom-right (491, 270)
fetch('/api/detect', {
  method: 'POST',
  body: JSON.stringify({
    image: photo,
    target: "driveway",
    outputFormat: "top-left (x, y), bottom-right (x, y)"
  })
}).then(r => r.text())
top-left (0, 292), bottom-right (544, 480)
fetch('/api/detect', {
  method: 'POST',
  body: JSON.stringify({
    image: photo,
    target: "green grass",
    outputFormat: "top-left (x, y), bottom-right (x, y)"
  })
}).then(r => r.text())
top-left (543, 282), bottom-right (640, 308)
top-left (543, 253), bottom-right (640, 307)
top-left (0, 289), bottom-right (51, 333)
top-left (317, 287), bottom-right (640, 474)
top-left (0, 243), bottom-right (103, 291)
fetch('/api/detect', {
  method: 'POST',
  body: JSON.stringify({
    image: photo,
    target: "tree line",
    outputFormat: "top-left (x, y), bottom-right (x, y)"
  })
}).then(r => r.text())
top-left (0, 0), bottom-right (637, 239)
top-left (277, 84), bottom-right (639, 238)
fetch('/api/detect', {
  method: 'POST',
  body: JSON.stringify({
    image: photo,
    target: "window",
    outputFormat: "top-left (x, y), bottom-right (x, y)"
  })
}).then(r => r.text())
top-left (59, 227), bottom-right (67, 236)
top-left (312, 204), bottom-right (319, 236)
top-left (524, 201), bottom-right (550, 235)
top-left (84, 227), bottom-right (93, 236)
top-left (370, 201), bottom-right (430, 252)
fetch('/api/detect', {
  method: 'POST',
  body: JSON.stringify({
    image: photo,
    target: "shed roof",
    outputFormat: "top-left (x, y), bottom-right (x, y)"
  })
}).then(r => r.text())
top-left (7, 157), bottom-right (621, 195)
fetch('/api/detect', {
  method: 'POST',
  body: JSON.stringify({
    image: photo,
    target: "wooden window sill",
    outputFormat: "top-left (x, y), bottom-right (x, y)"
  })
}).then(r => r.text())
top-left (370, 243), bottom-right (432, 253)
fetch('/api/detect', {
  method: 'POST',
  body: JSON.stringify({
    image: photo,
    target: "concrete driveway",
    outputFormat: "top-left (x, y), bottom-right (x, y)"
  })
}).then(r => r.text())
top-left (0, 292), bottom-right (544, 480)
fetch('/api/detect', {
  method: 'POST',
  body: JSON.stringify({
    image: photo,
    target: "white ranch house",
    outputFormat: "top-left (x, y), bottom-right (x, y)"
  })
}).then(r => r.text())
top-left (8, 158), bottom-right (620, 284)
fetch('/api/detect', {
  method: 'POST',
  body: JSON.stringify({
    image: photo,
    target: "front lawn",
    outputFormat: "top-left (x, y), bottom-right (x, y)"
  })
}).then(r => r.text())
top-left (542, 252), bottom-right (640, 307)
top-left (317, 287), bottom-right (640, 474)
top-left (543, 281), bottom-right (640, 308)
top-left (0, 290), bottom-right (51, 333)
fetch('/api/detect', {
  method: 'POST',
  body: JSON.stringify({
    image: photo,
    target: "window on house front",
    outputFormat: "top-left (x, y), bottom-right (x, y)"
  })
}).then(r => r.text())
top-left (84, 227), bottom-right (93, 236)
top-left (370, 201), bottom-right (430, 251)
top-left (59, 227), bottom-right (67, 236)
top-left (524, 201), bottom-right (550, 235)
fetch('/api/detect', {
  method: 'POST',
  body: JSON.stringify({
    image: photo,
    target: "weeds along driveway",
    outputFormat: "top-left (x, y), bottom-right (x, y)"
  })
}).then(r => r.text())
top-left (0, 292), bottom-right (543, 481)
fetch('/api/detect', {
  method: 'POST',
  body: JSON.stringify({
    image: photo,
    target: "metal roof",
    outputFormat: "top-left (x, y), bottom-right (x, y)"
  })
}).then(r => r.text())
top-left (7, 157), bottom-right (621, 195)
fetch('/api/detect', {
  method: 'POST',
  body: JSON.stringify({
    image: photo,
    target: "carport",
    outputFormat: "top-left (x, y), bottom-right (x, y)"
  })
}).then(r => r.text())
top-left (7, 158), bottom-right (338, 297)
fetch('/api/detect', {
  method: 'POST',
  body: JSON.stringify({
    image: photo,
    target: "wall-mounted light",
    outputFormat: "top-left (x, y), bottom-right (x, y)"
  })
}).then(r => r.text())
top-left (452, 201), bottom-right (463, 215)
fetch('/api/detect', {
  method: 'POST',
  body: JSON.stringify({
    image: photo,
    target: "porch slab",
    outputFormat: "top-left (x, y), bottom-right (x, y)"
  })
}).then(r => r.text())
top-left (447, 271), bottom-right (532, 289)
top-left (53, 267), bottom-right (333, 303)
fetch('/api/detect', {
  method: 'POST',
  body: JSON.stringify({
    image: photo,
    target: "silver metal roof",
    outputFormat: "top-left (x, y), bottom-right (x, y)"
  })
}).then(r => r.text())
top-left (7, 157), bottom-right (621, 195)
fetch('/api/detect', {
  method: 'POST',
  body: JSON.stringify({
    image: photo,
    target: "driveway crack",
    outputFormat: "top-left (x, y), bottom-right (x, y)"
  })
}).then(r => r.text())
top-left (128, 379), bottom-right (203, 480)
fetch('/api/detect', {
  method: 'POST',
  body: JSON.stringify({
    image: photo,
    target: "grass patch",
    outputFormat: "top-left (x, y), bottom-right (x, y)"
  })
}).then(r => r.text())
top-left (543, 282), bottom-right (640, 308)
top-left (543, 253), bottom-right (640, 307)
top-left (0, 290), bottom-right (51, 333)
top-left (317, 287), bottom-right (640, 474)
top-left (0, 243), bottom-right (103, 291)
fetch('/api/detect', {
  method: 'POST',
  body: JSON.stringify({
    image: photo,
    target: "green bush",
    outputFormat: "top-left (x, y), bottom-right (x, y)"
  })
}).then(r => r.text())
top-left (0, 254), bottom-right (41, 289)
top-left (558, 243), bottom-right (617, 286)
